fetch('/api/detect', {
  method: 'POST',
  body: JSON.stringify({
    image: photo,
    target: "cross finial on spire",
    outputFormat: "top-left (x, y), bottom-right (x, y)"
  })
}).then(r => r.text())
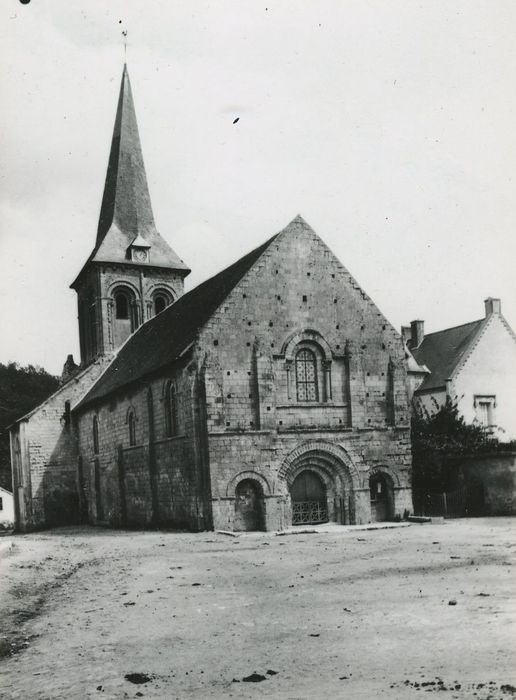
top-left (122, 29), bottom-right (128, 62)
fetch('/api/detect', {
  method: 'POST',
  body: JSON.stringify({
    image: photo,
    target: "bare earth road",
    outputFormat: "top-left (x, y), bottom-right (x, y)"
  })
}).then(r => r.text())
top-left (0, 519), bottom-right (515, 700)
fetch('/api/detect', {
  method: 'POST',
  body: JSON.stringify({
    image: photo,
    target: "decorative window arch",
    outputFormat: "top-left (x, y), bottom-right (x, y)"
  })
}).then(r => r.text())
top-left (295, 348), bottom-right (319, 402)
top-left (165, 381), bottom-right (178, 437)
top-left (112, 285), bottom-right (139, 330)
top-left (282, 329), bottom-right (334, 403)
top-left (115, 290), bottom-right (129, 319)
top-left (128, 409), bottom-right (137, 447)
top-left (92, 415), bottom-right (99, 454)
top-left (152, 289), bottom-right (173, 317)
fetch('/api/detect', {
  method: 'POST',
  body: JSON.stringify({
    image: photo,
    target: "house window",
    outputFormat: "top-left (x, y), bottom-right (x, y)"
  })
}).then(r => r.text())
top-left (0, 497), bottom-right (3, 511)
top-left (93, 415), bottom-right (99, 454)
top-left (474, 395), bottom-right (496, 427)
top-left (295, 348), bottom-right (318, 402)
top-left (128, 410), bottom-right (136, 446)
top-left (165, 382), bottom-right (178, 437)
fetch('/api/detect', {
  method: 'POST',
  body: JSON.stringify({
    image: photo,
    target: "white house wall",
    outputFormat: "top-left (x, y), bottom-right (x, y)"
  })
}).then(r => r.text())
top-left (452, 315), bottom-right (516, 440)
top-left (0, 488), bottom-right (15, 527)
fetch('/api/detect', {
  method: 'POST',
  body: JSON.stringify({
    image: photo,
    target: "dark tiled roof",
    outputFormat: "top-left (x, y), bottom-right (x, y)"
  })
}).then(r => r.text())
top-left (412, 319), bottom-right (485, 392)
top-left (74, 233), bottom-right (279, 410)
top-left (71, 65), bottom-right (188, 288)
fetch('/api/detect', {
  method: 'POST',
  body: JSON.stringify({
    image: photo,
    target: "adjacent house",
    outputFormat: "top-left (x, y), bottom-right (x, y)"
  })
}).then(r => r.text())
top-left (404, 299), bottom-right (516, 441)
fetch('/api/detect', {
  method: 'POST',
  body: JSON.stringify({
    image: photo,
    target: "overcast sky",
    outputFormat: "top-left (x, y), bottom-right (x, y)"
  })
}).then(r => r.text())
top-left (1, 1), bottom-right (515, 376)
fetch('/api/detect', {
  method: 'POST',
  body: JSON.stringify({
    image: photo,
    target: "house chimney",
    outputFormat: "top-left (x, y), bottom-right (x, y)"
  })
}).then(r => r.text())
top-left (410, 320), bottom-right (424, 349)
top-left (401, 326), bottom-right (412, 346)
top-left (484, 297), bottom-right (501, 317)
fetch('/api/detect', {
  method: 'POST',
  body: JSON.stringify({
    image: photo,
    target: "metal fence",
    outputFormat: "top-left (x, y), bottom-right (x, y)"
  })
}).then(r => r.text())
top-left (414, 486), bottom-right (467, 519)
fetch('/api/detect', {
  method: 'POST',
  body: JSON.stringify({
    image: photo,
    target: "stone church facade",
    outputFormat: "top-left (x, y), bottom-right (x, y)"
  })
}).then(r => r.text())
top-left (10, 66), bottom-right (414, 533)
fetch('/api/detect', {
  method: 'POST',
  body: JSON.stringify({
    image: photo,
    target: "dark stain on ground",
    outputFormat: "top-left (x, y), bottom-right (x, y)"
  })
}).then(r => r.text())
top-left (391, 678), bottom-right (516, 696)
top-left (242, 672), bottom-right (267, 682)
top-left (125, 673), bottom-right (152, 684)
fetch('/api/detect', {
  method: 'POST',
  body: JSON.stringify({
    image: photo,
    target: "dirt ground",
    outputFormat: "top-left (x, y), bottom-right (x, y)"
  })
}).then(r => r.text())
top-left (0, 519), bottom-right (514, 700)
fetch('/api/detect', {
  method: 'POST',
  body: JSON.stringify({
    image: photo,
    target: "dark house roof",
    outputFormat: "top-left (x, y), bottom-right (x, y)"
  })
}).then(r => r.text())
top-left (74, 232), bottom-right (279, 411)
top-left (411, 319), bottom-right (485, 392)
top-left (71, 65), bottom-right (189, 289)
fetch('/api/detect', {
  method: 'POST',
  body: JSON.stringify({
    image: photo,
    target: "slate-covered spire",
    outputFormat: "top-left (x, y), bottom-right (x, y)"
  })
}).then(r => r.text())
top-left (96, 63), bottom-right (155, 244)
top-left (71, 64), bottom-right (189, 279)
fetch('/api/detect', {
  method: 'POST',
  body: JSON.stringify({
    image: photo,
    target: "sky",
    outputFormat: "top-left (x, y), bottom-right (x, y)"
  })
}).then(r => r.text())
top-left (1, 0), bottom-right (515, 376)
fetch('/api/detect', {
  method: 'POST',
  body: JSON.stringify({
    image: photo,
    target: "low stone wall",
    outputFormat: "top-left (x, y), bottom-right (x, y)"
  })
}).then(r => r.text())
top-left (455, 452), bottom-right (516, 515)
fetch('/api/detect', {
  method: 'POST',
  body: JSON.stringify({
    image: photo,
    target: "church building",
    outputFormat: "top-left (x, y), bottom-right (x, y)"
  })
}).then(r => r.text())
top-left (10, 66), bottom-right (415, 533)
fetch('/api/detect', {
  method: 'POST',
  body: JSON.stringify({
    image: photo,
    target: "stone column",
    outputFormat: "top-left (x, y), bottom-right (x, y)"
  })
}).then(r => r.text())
top-left (323, 359), bottom-right (333, 402)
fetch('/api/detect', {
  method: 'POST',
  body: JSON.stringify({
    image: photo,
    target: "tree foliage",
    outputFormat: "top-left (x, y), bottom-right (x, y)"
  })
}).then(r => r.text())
top-left (0, 362), bottom-right (60, 491)
top-left (411, 396), bottom-right (512, 493)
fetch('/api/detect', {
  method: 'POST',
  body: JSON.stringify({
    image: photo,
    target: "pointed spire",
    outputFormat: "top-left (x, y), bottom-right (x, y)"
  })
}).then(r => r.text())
top-left (96, 64), bottom-right (155, 244)
top-left (71, 64), bottom-right (190, 280)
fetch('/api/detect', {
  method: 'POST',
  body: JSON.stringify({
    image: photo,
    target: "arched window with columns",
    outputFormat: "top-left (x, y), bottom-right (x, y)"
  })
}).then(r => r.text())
top-left (295, 348), bottom-right (319, 402)
top-left (282, 330), bottom-right (334, 404)
top-left (111, 284), bottom-right (139, 348)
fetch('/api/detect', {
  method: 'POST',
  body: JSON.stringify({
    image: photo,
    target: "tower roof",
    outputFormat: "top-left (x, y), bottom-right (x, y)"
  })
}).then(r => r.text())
top-left (71, 65), bottom-right (189, 288)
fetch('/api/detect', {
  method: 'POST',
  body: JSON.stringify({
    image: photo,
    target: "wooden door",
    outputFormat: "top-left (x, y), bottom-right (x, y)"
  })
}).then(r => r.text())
top-left (234, 480), bottom-right (263, 531)
top-left (369, 474), bottom-right (391, 522)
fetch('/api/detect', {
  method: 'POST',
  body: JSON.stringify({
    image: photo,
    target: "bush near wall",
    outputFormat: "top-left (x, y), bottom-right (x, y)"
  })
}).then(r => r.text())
top-left (411, 396), bottom-right (516, 495)
top-left (0, 362), bottom-right (60, 491)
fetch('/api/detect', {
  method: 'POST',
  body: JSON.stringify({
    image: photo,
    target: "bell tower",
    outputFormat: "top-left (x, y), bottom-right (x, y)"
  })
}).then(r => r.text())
top-left (70, 64), bottom-right (190, 365)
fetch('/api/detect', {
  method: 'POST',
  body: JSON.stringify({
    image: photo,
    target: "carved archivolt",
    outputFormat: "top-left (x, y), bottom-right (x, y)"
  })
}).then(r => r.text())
top-left (363, 466), bottom-right (401, 490)
top-left (281, 329), bottom-right (333, 362)
top-left (279, 440), bottom-right (361, 490)
top-left (226, 470), bottom-right (272, 497)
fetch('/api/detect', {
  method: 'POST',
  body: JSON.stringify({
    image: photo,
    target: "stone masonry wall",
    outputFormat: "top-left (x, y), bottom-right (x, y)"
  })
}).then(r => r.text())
top-left (77, 263), bottom-right (185, 364)
top-left (10, 356), bottom-right (111, 531)
top-left (74, 219), bottom-right (414, 533)
top-left (196, 219), bottom-right (413, 530)
top-left (75, 360), bottom-right (209, 530)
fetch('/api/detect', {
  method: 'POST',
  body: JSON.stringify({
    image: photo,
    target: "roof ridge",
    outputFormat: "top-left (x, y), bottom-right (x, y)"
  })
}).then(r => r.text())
top-left (422, 318), bottom-right (484, 338)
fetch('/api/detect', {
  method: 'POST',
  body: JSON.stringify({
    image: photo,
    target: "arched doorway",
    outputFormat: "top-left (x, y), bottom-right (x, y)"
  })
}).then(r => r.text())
top-left (369, 473), bottom-right (393, 522)
top-left (234, 479), bottom-right (264, 531)
top-left (291, 470), bottom-right (328, 525)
